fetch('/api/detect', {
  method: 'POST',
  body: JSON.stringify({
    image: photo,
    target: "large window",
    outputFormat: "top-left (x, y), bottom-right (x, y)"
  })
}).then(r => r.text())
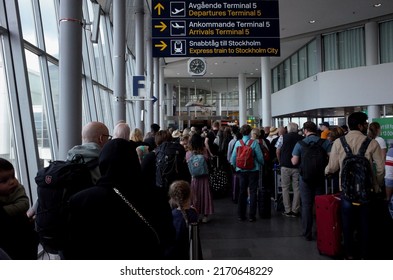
top-left (323, 27), bottom-right (365, 71)
top-left (0, 40), bottom-right (18, 170)
top-left (39, 0), bottom-right (59, 59)
top-left (48, 62), bottom-right (59, 130)
top-left (338, 28), bottom-right (365, 69)
top-left (307, 39), bottom-right (318, 76)
top-left (291, 52), bottom-right (299, 83)
top-left (18, 0), bottom-right (38, 46)
top-left (322, 33), bottom-right (338, 71)
top-left (380, 20), bottom-right (393, 63)
top-left (25, 50), bottom-right (52, 163)
top-left (272, 39), bottom-right (317, 92)
top-left (298, 46), bottom-right (308, 81)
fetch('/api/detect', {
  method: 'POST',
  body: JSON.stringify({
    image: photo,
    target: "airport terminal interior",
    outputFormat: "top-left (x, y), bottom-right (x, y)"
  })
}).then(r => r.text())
top-left (1, 0), bottom-right (393, 260)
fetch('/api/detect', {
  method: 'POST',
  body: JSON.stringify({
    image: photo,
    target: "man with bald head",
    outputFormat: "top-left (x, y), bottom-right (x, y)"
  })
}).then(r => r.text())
top-left (27, 122), bottom-right (111, 227)
top-left (112, 122), bottom-right (131, 140)
top-left (67, 121), bottom-right (110, 183)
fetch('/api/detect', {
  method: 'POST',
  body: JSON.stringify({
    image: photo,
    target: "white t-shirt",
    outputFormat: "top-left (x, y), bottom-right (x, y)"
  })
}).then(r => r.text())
top-left (375, 136), bottom-right (387, 150)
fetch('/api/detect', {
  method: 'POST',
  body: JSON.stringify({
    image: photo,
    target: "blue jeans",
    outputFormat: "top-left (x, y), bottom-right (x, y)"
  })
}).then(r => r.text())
top-left (238, 171), bottom-right (259, 220)
top-left (341, 197), bottom-right (370, 259)
top-left (299, 178), bottom-right (324, 239)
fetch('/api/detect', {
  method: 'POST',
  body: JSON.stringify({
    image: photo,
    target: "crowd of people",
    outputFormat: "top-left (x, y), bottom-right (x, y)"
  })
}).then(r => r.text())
top-left (1, 111), bottom-right (393, 260)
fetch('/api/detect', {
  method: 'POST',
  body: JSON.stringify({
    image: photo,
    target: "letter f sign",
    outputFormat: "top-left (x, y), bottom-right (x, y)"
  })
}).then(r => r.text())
top-left (133, 76), bottom-right (145, 96)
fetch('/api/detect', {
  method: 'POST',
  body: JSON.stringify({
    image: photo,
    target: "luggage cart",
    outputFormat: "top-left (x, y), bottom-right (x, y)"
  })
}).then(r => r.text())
top-left (272, 164), bottom-right (294, 212)
top-left (273, 163), bottom-right (283, 212)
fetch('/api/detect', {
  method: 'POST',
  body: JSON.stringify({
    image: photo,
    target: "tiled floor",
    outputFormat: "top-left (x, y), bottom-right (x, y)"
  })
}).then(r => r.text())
top-left (199, 196), bottom-right (331, 260)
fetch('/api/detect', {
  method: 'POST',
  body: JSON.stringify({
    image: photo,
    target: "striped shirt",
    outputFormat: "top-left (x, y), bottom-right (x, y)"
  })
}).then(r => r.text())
top-left (385, 147), bottom-right (393, 188)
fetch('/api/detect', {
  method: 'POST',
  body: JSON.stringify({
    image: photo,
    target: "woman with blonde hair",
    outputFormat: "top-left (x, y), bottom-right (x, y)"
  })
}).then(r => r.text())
top-left (368, 122), bottom-right (387, 160)
top-left (130, 128), bottom-right (144, 144)
top-left (130, 128), bottom-right (150, 163)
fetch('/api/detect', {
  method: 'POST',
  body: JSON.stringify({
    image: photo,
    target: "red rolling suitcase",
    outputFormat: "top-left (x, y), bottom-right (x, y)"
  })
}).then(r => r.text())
top-left (315, 178), bottom-right (342, 257)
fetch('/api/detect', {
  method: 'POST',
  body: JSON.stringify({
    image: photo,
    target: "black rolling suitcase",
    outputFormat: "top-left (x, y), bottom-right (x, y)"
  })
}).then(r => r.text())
top-left (257, 166), bottom-right (271, 219)
top-left (232, 172), bottom-right (240, 203)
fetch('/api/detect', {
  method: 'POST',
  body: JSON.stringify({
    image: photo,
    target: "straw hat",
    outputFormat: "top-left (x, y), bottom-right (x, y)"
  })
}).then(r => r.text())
top-left (171, 129), bottom-right (181, 138)
top-left (268, 127), bottom-right (279, 137)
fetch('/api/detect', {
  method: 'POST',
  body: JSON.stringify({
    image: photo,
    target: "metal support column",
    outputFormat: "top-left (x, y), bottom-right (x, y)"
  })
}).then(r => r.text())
top-left (135, 4), bottom-right (144, 130)
top-left (238, 73), bottom-right (247, 126)
top-left (113, 0), bottom-right (126, 124)
top-left (58, 0), bottom-right (83, 159)
top-left (365, 22), bottom-right (380, 119)
top-left (159, 58), bottom-right (165, 129)
top-left (153, 58), bottom-right (160, 124)
top-left (261, 57), bottom-right (272, 127)
top-left (145, 38), bottom-right (153, 134)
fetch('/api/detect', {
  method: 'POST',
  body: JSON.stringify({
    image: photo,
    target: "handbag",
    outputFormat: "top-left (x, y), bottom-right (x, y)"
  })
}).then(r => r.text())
top-left (113, 187), bottom-right (160, 244)
top-left (208, 156), bottom-right (229, 198)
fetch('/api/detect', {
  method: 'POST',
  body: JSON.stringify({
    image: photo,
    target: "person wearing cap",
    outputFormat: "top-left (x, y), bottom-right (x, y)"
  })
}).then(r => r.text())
top-left (171, 129), bottom-right (182, 143)
top-left (319, 121), bottom-right (331, 139)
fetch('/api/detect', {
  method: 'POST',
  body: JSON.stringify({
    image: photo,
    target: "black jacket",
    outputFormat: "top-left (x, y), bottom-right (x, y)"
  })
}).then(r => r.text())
top-left (279, 132), bottom-right (304, 168)
top-left (64, 139), bottom-right (175, 260)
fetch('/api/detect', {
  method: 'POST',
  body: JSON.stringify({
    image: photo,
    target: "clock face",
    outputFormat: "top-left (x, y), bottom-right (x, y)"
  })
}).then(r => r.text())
top-left (188, 58), bottom-right (206, 75)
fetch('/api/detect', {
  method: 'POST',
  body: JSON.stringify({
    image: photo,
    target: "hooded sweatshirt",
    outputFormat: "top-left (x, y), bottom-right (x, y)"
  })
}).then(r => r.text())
top-left (66, 142), bottom-right (101, 184)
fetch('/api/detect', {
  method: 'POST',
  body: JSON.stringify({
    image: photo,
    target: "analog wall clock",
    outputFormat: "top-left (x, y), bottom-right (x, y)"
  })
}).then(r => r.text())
top-left (188, 58), bottom-right (207, 76)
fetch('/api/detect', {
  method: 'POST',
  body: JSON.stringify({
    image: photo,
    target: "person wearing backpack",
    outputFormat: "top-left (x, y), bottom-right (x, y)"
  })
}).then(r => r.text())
top-left (325, 112), bottom-right (384, 259)
top-left (155, 130), bottom-right (191, 194)
top-left (29, 122), bottom-right (110, 256)
top-left (230, 124), bottom-right (264, 222)
top-left (66, 121), bottom-right (111, 184)
top-left (64, 138), bottom-right (175, 260)
top-left (186, 133), bottom-right (213, 223)
top-left (291, 121), bottom-right (331, 241)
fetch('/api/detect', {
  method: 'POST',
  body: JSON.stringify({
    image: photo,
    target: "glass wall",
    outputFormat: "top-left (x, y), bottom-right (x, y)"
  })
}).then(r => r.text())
top-left (337, 27), bottom-right (365, 69)
top-left (18, 0), bottom-right (38, 46)
top-left (380, 20), bottom-right (393, 63)
top-left (0, 0), bottom-right (130, 200)
top-left (272, 39), bottom-right (317, 92)
top-left (272, 26), bottom-right (372, 92)
top-left (25, 49), bottom-right (52, 164)
top-left (0, 41), bottom-right (17, 169)
top-left (39, 0), bottom-right (59, 59)
top-left (322, 27), bottom-right (366, 71)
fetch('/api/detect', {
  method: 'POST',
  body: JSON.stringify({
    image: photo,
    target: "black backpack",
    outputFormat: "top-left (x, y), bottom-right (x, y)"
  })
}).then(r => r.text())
top-left (34, 155), bottom-right (98, 253)
top-left (340, 136), bottom-right (373, 205)
top-left (155, 142), bottom-right (190, 191)
top-left (298, 138), bottom-right (328, 183)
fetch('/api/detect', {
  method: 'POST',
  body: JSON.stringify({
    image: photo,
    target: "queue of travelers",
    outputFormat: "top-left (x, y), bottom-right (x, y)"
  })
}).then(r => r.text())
top-left (1, 111), bottom-right (392, 260)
